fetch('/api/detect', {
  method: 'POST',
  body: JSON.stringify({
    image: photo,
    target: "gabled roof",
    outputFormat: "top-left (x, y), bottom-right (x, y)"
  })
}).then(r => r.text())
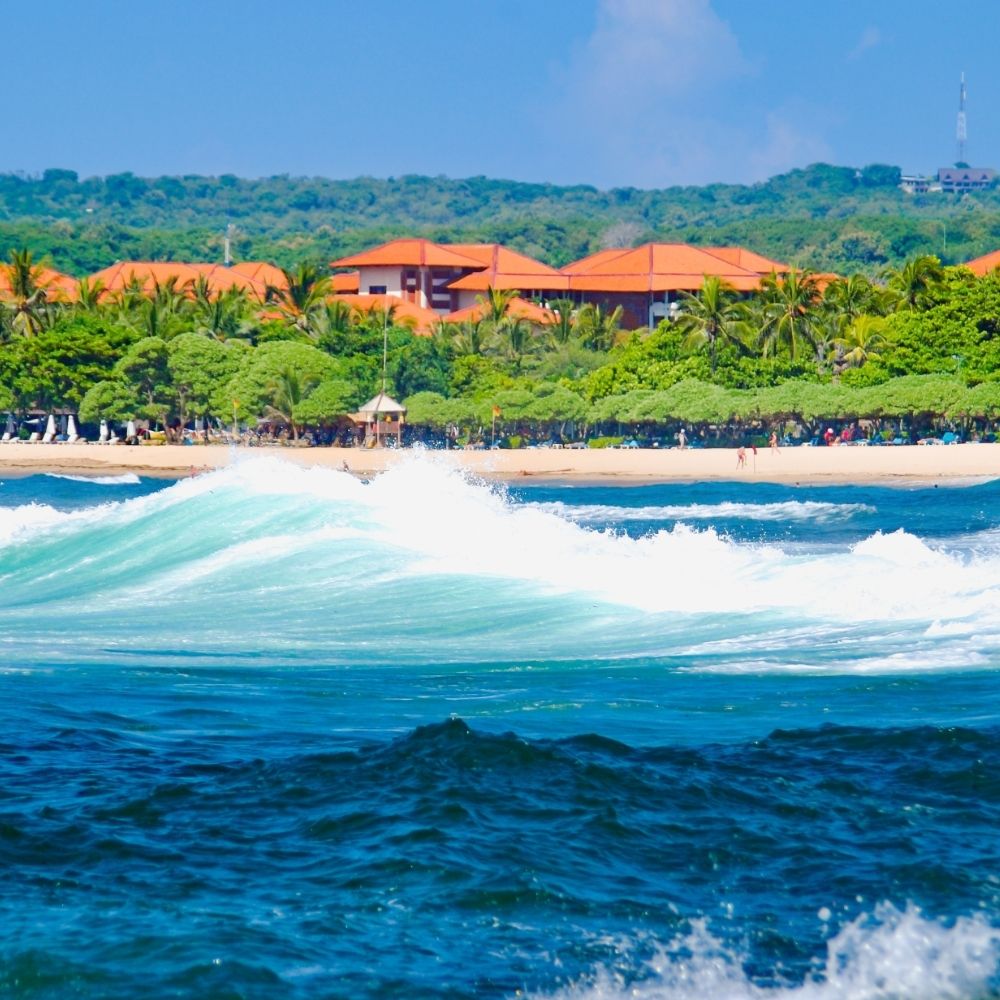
top-left (331, 238), bottom-right (485, 270)
top-left (560, 243), bottom-right (763, 293)
top-left (705, 247), bottom-right (790, 275)
top-left (330, 270), bottom-right (360, 293)
top-left (0, 265), bottom-right (78, 301)
top-left (445, 244), bottom-right (568, 291)
top-left (357, 392), bottom-right (406, 416)
top-left (87, 261), bottom-right (271, 299)
top-left (444, 296), bottom-right (556, 325)
top-left (230, 261), bottom-right (288, 289)
top-left (331, 293), bottom-right (439, 336)
top-left (963, 250), bottom-right (1000, 277)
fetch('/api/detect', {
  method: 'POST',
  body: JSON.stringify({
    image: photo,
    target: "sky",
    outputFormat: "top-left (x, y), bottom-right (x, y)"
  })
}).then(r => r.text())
top-left (5, 0), bottom-right (998, 189)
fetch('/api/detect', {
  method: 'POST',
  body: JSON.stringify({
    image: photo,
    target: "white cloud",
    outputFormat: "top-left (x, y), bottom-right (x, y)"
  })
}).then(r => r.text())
top-left (848, 26), bottom-right (881, 60)
top-left (571, 0), bottom-right (748, 117)
top-left (537, 0), bottom-right (831, 187)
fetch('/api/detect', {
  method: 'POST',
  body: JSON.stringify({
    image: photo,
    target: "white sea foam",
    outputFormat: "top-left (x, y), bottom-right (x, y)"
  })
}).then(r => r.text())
top-left (45, 473), bottom-right (142, 485)
top-left (530, 500), bottom-right (875, 524)
top-left (538, 903), bottom-right (1000, 1000)
top-left (5, 456), bottom-right (1000, 669)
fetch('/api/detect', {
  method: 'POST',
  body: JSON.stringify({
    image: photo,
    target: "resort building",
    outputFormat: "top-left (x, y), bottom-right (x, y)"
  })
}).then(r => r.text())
top-left (331, 238), bottom-right (787, 329)
top-left (88, 261), bottom-right (276, 301)
top-left (0, 264), bottom-right (77, 302)
top-left (937, 167), bottom-right (996, 193)
top-left (558, 243), bottom-right (785, 329)
top-left (331, 239), bottom-right (487, 313)
top-left (963, 250), bottom-right (1000, 276)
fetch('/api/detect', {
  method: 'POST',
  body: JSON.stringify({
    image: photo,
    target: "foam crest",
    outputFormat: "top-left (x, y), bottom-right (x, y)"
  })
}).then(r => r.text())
top-left (532, 499), bottom-right (875, 524)
top-left (541, 903), bottom-right (1000, 1000)
top-left (45, 472), bottom-right (141, 485)
top-left (4, 456), bottom-right (1000, 668)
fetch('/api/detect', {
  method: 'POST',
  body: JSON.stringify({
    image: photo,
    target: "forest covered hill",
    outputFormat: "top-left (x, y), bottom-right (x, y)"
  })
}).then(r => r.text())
top-left (2, 163), bottom-right (999, 276)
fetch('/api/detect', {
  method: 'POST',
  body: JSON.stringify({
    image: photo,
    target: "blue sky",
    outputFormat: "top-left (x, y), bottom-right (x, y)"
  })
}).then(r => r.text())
top-left (7, 0), bottom-right (996, 188)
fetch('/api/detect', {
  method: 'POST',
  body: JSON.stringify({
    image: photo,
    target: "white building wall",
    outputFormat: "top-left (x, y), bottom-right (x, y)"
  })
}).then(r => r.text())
top-left (356, 266), bottom-right (405, 299)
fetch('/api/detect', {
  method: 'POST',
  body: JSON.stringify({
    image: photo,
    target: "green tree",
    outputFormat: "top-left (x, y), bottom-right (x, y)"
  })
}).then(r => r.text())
top-left (676, 276), bottom-right (749, 372)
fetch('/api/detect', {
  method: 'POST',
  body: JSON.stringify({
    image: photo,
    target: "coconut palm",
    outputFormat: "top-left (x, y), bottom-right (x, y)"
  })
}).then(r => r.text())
top-left (478, 286), bottom-right (518, 327)
top-left (548, 298), bottom-right (577, 346)
top-left (821, 273), bottom-right (883, 322)
top-left (676, 276), bottom-right (749, 372)
top-left (265, 368), bottom-right (318, 441)
top-left (75, 277), bottom-right (106, 313)
top-left (575, 303), bottom-right (624, 352)
top-left (502, 316), bottom-right (532, 371)
top-left (883, 255), bottom-right (944, 311)
top-left (834, 315), bottom-right (887, 370)
top-left (1, 249), bottom-right (50, 337)
top-left (757, 269), bottom-right (822, 361)
top-left (446, 317), bottom-right (491, 356)
top-left (268, 263), bottom-right (331, 334)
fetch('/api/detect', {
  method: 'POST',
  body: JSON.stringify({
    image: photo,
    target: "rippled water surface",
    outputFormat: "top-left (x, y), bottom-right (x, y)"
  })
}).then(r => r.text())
top-left (1, 458), bottom-right (999, 998)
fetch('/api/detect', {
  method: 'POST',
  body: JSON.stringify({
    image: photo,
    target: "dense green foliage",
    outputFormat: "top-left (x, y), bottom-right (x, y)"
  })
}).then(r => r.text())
top-left (4, 246), bottom-right (1000, 444)
top-left (2, 163), bottom-right (1000, 276)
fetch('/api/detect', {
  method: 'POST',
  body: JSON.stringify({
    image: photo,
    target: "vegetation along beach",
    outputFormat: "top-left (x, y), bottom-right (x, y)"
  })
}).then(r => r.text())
top-left (5, 2), bottom-right (1000, 997)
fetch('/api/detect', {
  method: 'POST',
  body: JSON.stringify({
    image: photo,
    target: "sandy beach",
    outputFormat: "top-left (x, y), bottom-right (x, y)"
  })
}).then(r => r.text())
top-left (2, 440), bottom-right (999, 484)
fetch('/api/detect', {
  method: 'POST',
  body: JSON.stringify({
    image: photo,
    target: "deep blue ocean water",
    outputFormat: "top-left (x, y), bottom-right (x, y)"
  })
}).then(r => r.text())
top-left (1, 458), bottom-right (999, 999)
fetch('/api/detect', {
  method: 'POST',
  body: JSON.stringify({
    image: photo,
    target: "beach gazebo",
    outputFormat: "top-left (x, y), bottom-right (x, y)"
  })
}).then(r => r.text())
top-left (353, 393), bottom-right (406, 447)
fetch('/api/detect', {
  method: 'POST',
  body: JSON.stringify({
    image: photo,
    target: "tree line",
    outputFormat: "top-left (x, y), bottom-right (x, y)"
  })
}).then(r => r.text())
top-left (1, 249), bottom-right (999, 445)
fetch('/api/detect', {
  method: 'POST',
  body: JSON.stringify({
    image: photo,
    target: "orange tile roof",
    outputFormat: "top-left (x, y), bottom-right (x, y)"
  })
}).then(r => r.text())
top-left (331, 238), bottom-right (485, 270)
top-left (230, 261), bottom-right (288, 289)
top-left (89, 261), bottom-right (205, 294)
top-left (330, 271), bottom-right (360, 293)
top-left (561, 243), bottom-right (763, 293)
top-left (332, 294), bottom-right (440, 335)
top-left (705, 247), bottom-right (790, 274)
top-left (443, 296), bottom-right (556, 325)
top-left (445, 244), bottom-right (568, 292)
top-left (0, 265), bottom-right (78, 302)
top-left (964, 250), bottom-right (1000, 277)
top-left (87, 261), bottom-right (275, 300)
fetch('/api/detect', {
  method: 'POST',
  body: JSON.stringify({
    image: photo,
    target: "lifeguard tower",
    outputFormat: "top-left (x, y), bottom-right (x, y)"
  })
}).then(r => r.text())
top-left (354, 392), bottom-right (406, 447)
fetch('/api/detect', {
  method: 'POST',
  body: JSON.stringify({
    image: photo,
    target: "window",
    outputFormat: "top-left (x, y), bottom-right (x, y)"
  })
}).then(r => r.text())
top-left (368, 285), bottom-right (387, 295)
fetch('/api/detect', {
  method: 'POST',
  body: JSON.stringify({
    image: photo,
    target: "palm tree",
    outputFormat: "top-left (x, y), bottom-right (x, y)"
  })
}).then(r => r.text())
top-left (265, 368), bottom-right (317, 441)
top-left (446, 317), bottom-right (491, 356)
top-left (75, 277), bottom-right (106, 313)
top-left (193, 284), bottom-right (255, 341)
top-left (1, 249), bottom-right (49, 337)
top-left (268, 263), bottom-right (331, 335)
top-left (503, 316), bottom-right (532, 371)
top-left (834, 315), bottom-right (887, 371)
top-left (883, 255), bottom-right (944, 311)
top-left (478, 286), bottom-right (518, 327)
top-left (575, 303), bottom-right (623, 352)
top-left (548, 298), bottom-right (577, 346)
top-left (756, 269), bottom-right (822, 361)
top-left (676, 276), bottom-right (749, 372)
top-left (821, 273), bottom-right (882, 322)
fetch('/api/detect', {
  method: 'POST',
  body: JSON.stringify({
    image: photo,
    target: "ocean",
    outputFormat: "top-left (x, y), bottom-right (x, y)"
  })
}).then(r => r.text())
top-left (1, 456), bottom-right (999, 999)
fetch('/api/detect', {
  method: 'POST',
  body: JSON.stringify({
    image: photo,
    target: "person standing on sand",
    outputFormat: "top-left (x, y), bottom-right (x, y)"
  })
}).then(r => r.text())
top-left (770, 431), bottom-right (779, 454)
top-left (736, 445), bottom-right (746, 469)
top-left (677, 428), bottom-right (687, 449)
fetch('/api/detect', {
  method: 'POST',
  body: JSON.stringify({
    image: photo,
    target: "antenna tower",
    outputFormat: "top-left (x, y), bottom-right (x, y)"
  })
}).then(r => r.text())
top-left (956, 72), bottom-right (967, 164)
top-left (223, 223), bottom-right (234, 267)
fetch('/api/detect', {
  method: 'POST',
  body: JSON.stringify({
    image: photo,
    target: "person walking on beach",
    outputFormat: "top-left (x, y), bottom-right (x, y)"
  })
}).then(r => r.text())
top-left (677, 428), bottom-right (687, 449)
top-left (736, 445), bottom-right (746, 469)
top-left (770, 431), bottom-right (779, 454)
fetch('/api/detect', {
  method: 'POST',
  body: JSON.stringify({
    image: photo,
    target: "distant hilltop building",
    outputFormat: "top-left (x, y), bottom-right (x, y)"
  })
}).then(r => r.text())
top-left (937, 166), bottom-right (996, 193)
top-left (901, 74), bottom-right (996, 194)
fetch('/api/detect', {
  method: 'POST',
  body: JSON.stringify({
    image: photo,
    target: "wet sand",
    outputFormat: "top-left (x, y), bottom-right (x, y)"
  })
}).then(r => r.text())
top-left (2, 441), bottom-right (999, 485)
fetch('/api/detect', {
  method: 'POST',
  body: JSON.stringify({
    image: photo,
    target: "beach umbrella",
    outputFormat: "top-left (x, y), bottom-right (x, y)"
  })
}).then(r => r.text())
top-left (99, 419), bottom-right (108, 443)
top-left (126, 419), bottom-right (136, 440)
top-left (44, 414), bottom-right (56, 438)
top-left (59, 414), bottom-right (68, 436)
top-left (4, 414), bottom-right (14, 436)
top-left (67, 415), bottom-right (78, 439)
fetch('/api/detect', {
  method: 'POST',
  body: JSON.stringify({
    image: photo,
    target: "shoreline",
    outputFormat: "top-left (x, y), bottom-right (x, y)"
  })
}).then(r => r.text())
top-left (2, 441), bottom-right (999, 486)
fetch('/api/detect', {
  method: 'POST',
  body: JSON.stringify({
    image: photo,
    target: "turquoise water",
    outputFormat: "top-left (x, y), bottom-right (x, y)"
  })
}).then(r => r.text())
top-left (1, 458), bottom-right (999, 998)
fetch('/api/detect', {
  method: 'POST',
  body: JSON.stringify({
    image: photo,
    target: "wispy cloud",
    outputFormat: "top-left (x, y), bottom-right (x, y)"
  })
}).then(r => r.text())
top-left (848, 26), bottom-right (881, 60)
top-left (537, 0), bottom-right (830, 187)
